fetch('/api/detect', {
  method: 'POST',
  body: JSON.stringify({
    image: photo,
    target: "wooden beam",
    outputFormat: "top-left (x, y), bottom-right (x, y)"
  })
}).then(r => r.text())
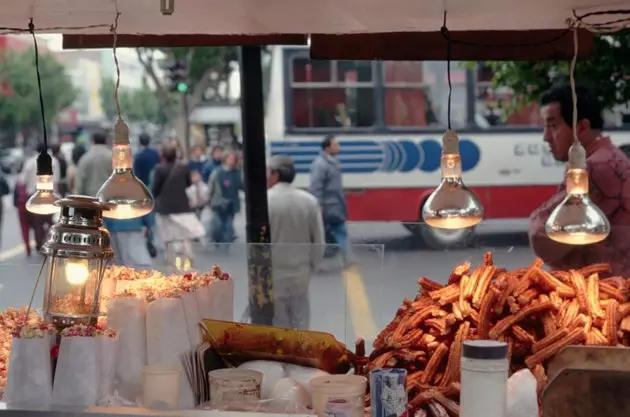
top-left (310, 29), bottom-right (593, 61)
top-left (62, 34), bottom-right (308, 49)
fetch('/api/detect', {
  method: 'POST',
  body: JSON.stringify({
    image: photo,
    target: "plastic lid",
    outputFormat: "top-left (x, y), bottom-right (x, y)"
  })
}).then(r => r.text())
top-left (462, 340), bottom-right (508, 360)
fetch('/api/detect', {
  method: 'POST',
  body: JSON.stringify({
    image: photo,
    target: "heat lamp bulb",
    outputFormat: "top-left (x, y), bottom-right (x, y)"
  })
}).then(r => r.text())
top-left (65, 258), bottom-right (89, 286)
top-left (422, 130), bottom-right (484, 229)
top-left (96, 119), bottom-right (154, 219)
top-left (545, 165), bottom-right (610, 245)
top-left (26, 174), bottom-right (60, 215)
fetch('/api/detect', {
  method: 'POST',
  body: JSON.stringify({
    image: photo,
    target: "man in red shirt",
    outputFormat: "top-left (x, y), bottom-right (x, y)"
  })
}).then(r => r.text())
top-left (529, 84), bottom-right (630, 276)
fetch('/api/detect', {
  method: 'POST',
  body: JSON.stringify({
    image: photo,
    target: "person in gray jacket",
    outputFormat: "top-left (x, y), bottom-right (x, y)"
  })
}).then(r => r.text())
top-left (268, 155), bottom-right (324, 329)
top-left (309, 135), bottom-right (349, 262)
top-left (75, 132), bottom-right (112, 197)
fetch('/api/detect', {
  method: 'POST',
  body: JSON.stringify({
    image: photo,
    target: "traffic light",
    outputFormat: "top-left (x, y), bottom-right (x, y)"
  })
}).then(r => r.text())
top-left (166, 59), bottom-right (188, 93)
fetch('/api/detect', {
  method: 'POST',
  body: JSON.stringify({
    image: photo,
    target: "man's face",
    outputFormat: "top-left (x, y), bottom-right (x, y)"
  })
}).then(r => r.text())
top-left (541, 102), bottom-right (574, 162)
top-left (212, 149), bottom-right (222, 161)
top-left (328, 138), bottom-right (340, 156)
top-left (225, 153), bottom-right (237, 168)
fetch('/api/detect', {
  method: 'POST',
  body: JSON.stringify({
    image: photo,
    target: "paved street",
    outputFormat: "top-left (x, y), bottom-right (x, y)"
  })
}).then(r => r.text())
top-left (0, 197), bottom-right (537, 348)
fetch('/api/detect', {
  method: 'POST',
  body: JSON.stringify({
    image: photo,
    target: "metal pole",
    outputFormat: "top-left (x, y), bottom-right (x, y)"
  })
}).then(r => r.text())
top-left (239, 45), bottom-right (274, 325)
top-left (183, 91), bottom-right (190, 158)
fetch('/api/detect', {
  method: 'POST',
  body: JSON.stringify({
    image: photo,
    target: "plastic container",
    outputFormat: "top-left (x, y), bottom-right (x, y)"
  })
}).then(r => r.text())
top-left (208, 369), bottom-right (263, 405)
top-left (461, 340), bottom-right (509, 417)
top-left (141, 365), bottom-right (181, 410)
top-left (310, 374), bottom-right (367, 417)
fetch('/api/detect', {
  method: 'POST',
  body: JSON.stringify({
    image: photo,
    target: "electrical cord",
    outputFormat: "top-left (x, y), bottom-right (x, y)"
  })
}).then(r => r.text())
top-left (28, 19), bottom-right (48, 152)
top-left (111, 12), bottom-right (122, 118)
top-left (441, 13), bottom-right (453, 131)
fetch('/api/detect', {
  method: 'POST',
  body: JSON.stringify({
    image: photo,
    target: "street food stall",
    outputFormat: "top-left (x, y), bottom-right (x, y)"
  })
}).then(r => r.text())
top-left (0, 0), bottom-right (630, 417)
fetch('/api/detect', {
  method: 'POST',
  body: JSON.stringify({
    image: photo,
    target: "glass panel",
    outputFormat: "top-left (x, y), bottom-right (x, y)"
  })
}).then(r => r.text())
top-left (291, 57), bottom-right (332, 83)
top-left (46, 256), bottom-right (106, 319)
top-left (291, 87), bottom-right (375, 128)
top-left (337, 61), bottom-right (373, 83)
top-left (384, 61), bottom-right (467, 128)
top-left (2, 224), bottom-right (630, 358)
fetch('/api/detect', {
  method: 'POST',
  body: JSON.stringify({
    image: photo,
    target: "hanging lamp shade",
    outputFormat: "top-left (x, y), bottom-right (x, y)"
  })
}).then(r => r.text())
top-left (422, 130), bottom-right (484, 229)
top-left (545, 144), bottom-right (610, 245)
top-left (26, 152), bottom-right (60, 215)
top-left (96, 118), bottom-right (154, 219)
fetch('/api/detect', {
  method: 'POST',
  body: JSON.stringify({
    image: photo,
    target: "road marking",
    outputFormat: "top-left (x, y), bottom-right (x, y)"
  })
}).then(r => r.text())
top-left (344, 265), bottom-right (377, 342)
top-left (0, 241), bottom-right (35, 262)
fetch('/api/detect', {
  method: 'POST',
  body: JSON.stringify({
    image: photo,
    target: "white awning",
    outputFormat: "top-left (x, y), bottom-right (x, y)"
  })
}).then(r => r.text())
top-left (3, 0), bottom-right (627, 36)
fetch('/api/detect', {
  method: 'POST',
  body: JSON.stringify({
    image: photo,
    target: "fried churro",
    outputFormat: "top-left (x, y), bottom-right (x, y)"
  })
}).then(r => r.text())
top-left (420, 343), bottom-right (449, 384)
top-left (489, 301), bottom-right (553, 339)
top-left (586, 273), bottom-right (606, 318)
top-left (525, 327), bottom-right (585, 367)
top-left (440, 321), bottom-right (469, 387)
top-left (569, 270), bottom-right (589, 313)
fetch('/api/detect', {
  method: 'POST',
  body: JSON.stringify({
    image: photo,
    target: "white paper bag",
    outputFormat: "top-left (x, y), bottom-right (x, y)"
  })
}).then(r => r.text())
top-left (196, 280), bottom-right (234, 321)
top-left (146, 298), bottom-right (194, 408)
top-left (180, 291), bottom-right (201, 347)
top-left (98, 337), bottom-right (118, 400)
top-left (214, 279), bottom-right (234, 321)
top-left (4, 336), bottom-right (53, 405)
top-left (53, 337), bottom-right (99, 406)
top-left (195, 284), bottom-right (214, 321)
top-left (107, 297), bottom-right (147, 401)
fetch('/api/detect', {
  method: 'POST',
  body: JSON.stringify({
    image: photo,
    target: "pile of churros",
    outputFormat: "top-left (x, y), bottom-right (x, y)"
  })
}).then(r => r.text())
top-left (368, 252), bottom-right (630, 417)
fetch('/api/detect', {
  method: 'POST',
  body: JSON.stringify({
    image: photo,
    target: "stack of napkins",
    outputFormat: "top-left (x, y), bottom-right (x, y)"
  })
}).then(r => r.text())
top-left (182, 342), bottom-right (227, 405)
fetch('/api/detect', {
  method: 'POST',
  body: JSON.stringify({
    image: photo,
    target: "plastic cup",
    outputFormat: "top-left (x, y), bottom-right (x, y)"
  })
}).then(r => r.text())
top-left (141, 365), bottom-right (181, 409)
top-left (310, 375), bottom-right (367, 417)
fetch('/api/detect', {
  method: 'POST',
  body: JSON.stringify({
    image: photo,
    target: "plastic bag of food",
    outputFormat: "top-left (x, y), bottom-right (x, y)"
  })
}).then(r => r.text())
top-left (272, 378), bottom-right (310, 408)
top-left (507, 369), bottom-right (538, 417)
top-left (237, 360), bottom-right (286, 399)
top-left (284, 364), bottom-right (330, 398)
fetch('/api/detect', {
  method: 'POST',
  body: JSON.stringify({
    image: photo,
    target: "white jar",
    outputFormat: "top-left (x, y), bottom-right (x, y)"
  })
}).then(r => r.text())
top-left (460, 340), bottom-right (509, 417)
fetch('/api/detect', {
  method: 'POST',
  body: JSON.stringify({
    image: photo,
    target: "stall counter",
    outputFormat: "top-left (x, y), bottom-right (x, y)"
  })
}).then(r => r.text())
top-left (0, 405), bottom-right (316, 417)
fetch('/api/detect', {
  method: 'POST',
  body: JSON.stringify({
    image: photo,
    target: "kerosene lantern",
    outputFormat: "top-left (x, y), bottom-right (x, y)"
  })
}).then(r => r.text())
top-left (40, 195), bottom-right (114, 329)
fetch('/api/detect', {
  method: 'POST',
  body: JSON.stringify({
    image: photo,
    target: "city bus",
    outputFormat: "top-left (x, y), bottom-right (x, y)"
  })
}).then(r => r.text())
top-left (265, 46), bottom-right (630, 249)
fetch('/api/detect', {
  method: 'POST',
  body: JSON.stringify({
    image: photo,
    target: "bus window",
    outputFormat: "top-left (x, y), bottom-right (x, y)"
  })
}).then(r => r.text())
top-left (383, 61), bottom-right (467, 128)
top-left (290, 58), bottom-right (375, 129)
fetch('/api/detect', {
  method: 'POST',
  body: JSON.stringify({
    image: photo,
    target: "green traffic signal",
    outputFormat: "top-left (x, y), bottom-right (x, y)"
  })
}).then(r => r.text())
top-left (177, 82), bottom-right (188, 93)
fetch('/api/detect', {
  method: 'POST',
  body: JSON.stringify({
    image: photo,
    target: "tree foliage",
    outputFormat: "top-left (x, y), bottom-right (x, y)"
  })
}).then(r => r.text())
top-left (0, 49), bottom-right (76, 132)
top-left (483, 31), bottom-right (630, 111)
top-left (136, 47), bottom-right (240, 119)
top-left (99, 78), bottom-right (166, 124)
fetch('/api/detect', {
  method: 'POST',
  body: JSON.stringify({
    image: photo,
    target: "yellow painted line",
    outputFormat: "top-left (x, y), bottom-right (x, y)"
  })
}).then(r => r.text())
top-left (344, 265), bottom-right (377, 341)
top-left (0, 240), bottom-right (36, 262)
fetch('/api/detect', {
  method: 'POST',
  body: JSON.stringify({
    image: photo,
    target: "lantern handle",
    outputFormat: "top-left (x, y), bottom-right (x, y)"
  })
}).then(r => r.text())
top-left (23, 255), bottom-right (47, 327)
